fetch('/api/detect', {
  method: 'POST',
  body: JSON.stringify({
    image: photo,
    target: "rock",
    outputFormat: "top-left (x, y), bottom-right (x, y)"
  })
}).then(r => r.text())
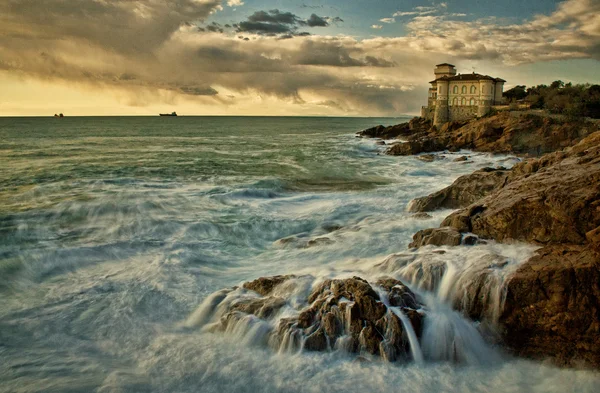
top-left (411, 212), bottom-right (433, 220)
top-left (304, 327), bottom-right (328, 351)
top-left (501, 244), bottom-right (600, 368)
top-left (230, 296), bottom-right (287, 319)
top-left (417, 154), bottom-right (436, 162)
top-left (441, 133), bottom-right (600, 245)
top-left (214, 276), bottom-right (423, 362)
top-left (357, 118), bottom-right (431, 140)
top-left (243, 275), bottom-right (295, 296)
top-left (454, 156), bottom-right (468, 162)
top-left (306, 237), bottom-right (334, 248)
top-left (383, 112), bottom-right (596, 157)
top-left (408, 168), bottom-right (508, 212)
top-left (409, 227), bottom-right (462, 248)
top-left (375, 140), bottom-right (386, 145)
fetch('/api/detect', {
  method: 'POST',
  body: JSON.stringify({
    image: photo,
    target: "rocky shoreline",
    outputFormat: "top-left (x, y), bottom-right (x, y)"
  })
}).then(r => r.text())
top-left (360, 111), bottom-right (600, 368)
top-left (192, 111), bottom-right (599, 370)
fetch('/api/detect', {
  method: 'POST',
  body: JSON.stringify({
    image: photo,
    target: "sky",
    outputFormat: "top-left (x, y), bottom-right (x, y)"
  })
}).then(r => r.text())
top-left (0, 0), bottom-right (599, 116)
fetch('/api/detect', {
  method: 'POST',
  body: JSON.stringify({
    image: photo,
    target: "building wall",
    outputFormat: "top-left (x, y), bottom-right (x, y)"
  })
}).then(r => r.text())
top-left (448, 106), bottom-right (478, 121)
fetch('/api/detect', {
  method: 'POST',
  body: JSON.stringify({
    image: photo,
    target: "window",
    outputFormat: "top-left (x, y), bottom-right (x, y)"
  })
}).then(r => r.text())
top-left (461, 97), bottom-right (466, 106)
top-left (453, 86), bottom-right (458, 94)
top-left (471, 85), bottom-right (476, 94)
top-left (470, 98), bottom-right (475, 106)
top-left (461, 85), bottom-right (467, 94)
top-left (453, 97), bottom-right (458, 106)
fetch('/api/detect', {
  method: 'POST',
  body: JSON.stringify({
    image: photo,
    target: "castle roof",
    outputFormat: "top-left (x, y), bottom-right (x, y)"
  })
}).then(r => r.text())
top-left (435, 63), bottom-right (455, 67)
top-left (429, 73), bottom-right (506, 84)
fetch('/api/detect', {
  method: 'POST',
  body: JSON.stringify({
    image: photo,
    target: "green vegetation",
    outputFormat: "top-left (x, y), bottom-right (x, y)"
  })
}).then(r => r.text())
top-left (503, 81), bottom-right (600, 118)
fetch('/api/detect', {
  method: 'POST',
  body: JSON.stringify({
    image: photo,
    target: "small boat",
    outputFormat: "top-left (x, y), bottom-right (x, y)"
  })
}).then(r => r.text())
top-left (54, 113), bottom-right (64, 118)
top-left (159, 112), bottom-right (177, 116)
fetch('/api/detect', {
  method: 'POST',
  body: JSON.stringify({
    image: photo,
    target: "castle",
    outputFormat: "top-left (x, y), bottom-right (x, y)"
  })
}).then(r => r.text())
top-left (421, 63), bottom-right (506, 127)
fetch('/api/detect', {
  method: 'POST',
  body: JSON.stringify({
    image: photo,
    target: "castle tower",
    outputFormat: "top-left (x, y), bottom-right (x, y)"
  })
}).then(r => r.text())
top-left (433, 79), bottom-right (449, 126)
top-left (434, 63), bottom-right (457, 80)
top-left (478, 79), bottom-right (494, 117)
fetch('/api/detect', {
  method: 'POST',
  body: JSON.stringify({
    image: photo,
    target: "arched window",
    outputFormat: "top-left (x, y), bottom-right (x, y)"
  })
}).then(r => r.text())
top-left (461, 85), bottom-right (467, 94)
top-left (453, 97), bottom-right (458, 106)
top-left (471, 85), bottom-right (476, 94)
top-left (453, 86), bottom-right (458, 94)
top-left (470, 98), bottom-right (475, 106)
top-left (461, 97), bottom-right (466, 106)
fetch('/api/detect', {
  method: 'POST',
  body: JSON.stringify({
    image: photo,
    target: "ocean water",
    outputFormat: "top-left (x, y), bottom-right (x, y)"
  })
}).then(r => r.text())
top-left (0, 116), bottom-right (598, 393)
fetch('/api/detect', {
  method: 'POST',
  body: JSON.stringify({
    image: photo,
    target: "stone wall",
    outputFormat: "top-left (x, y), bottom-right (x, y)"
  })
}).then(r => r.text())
top-left (421, 106), bottom-right (435, 120)
top-left (449, 105), bottom-right (478, 121)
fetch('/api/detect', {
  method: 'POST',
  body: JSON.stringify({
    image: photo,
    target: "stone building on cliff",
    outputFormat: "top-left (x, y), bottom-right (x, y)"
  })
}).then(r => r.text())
top-left (421, 63), bottom-right (506, 127)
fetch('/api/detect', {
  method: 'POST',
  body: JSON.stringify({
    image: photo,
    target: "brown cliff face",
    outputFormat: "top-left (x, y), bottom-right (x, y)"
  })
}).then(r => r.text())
top-left (501, 245), bottom-right (600, 367)
top-left (440, 132), bottom-right (600, 246)
top-left (408, 131), bottom-right (600, 367)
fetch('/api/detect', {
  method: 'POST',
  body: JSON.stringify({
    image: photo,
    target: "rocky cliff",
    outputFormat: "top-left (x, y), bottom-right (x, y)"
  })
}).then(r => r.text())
top-left (360, 112), bottom-right (598, 157)
top-left (407, 128), bottom-right (600, 367)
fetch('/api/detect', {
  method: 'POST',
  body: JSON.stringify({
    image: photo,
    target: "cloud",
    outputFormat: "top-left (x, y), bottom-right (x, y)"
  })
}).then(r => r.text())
top-left (371, 25), bottom-right (383, 29)
top-left (234, 9), bottom-right (339, 36)
top-left (305, 14), bottom-right (329, 27)
top-left (227, 0), bottom-right (244, 6)
top-left (379, 18), bottom-right (396, 24)
top-left (0, 0), bottom-right (598, 116)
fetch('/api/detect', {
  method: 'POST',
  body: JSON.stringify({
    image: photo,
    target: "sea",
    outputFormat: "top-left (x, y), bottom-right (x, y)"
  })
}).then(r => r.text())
top-left (0, 116), bottom-right (598, 393)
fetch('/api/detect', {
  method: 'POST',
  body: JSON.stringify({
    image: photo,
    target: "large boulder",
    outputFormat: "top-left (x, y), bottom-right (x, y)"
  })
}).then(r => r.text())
top-left (409, 227), bottom-right (463, 248)
top-left (408, 168), bottom-right (509, 212)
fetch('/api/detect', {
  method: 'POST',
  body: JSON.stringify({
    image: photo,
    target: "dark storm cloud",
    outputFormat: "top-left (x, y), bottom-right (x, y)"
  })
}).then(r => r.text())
top-left (304, 14), bottom-right (329, 27)
top-left (234, 9), bottom-right (341, 36)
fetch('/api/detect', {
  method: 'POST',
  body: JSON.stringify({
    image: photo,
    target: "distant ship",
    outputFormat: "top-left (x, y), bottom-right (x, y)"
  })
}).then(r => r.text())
top-left (54, 113), bottom-right (64, 118)
top-left (159, 112), bottom-right (177, 116)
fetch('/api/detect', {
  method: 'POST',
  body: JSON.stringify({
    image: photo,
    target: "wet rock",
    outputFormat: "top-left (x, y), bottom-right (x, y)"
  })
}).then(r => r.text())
top-left (375, 140), bottom-right (386, 145)
top-left (207, 276), bottom-right (424, 362)
top-left (230, 296), bottom-right (287, 319)
top-left (304, 327), bottom-right (328, 351)
top-left (417, 154), bottom-right (436, 162)
top-left (412, 212), bottom-right (433, 220)
top-left (409, 227), bottom-right (462, 248)
top-left (243, 275), bottom-right (295, 296)
top-left (306, 237), bottom-right (335, 248)
top-left (454, 156), bottom-right (468, 162)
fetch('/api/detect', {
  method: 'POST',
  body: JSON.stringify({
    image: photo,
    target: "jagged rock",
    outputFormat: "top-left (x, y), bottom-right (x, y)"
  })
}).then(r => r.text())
top-left (409, 227), bottom-right (462, 248)
top-left (243, 275), bottom-right (295, 296)
top-left (454, 156), bottom-right (468, 162)
top-left (210, 276), bottom-right (423, 362)
top-left (408, 168), bottom-right (508, 212)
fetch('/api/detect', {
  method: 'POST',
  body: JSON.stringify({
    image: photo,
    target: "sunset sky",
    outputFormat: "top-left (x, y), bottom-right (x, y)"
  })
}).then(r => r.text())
top-left (1, 0), bottom-right (599, 116)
